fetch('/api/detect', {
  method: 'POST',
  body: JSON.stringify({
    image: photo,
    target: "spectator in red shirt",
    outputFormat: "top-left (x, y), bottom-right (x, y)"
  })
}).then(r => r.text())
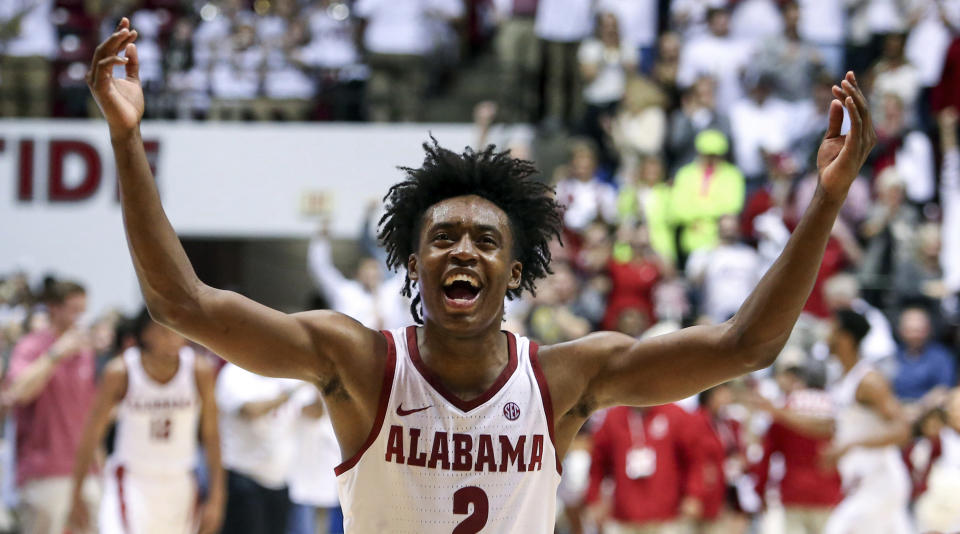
top-left (585, 403), bottom-right (698, 534)
top-left (751, 365), bottom-right (842, 534)
top-left (602, 225), bottom-right (665, 331)
top-left (686, 383), bottom-right (746, 534)
top-left (2, 281), bottom-right (99, 534)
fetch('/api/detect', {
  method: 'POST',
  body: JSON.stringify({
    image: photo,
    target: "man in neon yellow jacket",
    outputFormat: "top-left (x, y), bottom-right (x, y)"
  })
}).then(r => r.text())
top-left (670, 129), bottom-right (745, 255)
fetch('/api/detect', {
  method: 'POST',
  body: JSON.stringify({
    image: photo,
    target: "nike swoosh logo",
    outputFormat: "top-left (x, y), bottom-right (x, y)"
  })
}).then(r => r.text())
top-left (397, 404), bottom-right (432, 416)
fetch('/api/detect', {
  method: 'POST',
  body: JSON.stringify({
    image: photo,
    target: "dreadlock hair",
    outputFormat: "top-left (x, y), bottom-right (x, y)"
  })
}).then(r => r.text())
top-left (378, 138), bottom-right (564, 324)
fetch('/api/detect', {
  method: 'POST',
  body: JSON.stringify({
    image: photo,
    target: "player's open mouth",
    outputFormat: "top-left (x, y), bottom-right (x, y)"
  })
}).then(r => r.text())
top-left (441, 273), bottom-right (483, 309)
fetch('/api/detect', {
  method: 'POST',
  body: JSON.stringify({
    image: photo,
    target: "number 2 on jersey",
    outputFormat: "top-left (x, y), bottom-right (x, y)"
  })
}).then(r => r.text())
top-left (452, 486), bottom-right (488, 533)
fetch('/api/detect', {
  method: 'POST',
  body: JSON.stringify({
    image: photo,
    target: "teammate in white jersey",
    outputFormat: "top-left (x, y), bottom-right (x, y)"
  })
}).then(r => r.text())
top-left (90, 18), bottom-right (876, 532)
top-left (823, 310), bottom-right (913, 534)
top-left (67, 310), bottom-right (225, 534)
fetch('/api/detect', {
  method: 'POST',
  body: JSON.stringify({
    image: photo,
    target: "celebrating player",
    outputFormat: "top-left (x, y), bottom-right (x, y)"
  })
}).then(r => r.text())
top-left (67, 310), bottom-right (224, 534)
top-left (88, 17), bottom-right (876, 533)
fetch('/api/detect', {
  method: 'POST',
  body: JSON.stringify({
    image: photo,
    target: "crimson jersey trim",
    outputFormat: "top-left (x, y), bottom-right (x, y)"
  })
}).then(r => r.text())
top-left (529, 342), bottom-right (562, 475)
top-left (334, 330), bottom-right (398, 476)
top-left (405, 325), bottom-right (519, 412)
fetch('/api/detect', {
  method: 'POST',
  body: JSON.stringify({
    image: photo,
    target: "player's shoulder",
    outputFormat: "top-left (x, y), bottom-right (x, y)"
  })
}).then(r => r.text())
top-left (100, 354), bottom-right (130, 398)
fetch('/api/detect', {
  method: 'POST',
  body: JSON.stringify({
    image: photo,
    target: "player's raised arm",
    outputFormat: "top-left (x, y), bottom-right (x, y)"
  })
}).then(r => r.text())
top-left (546, 72), bottom-right (876, 416)
top-left (87, 18), bottom-right (377, 383)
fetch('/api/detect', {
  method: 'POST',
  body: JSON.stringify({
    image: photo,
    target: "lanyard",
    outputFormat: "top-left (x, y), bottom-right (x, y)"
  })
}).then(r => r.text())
top-left (627, 409), bottom-right (647, 448)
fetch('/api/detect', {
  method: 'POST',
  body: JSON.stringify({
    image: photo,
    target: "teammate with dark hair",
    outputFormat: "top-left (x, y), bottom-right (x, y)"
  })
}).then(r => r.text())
top-left (824, 309), bottom-right (913, 533)
top-left (89, 17), bottom-right (877, 532)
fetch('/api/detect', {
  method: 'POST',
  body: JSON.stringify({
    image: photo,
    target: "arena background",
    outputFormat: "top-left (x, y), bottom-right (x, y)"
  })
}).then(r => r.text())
top-left (2, 0), bottom-right (960, 534)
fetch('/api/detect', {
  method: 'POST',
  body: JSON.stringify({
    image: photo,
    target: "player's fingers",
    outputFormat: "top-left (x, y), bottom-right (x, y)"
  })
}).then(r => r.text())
top-left (92, 28), bottom-right (131, 64)
top-left (831, 84), bottom-right (849, 102)
top-left (825, 99), bottom-right (844, 138)
top-left (842, 96), bottom-right (862, 156)
top-left (123, 42), bottom-right (140, 81)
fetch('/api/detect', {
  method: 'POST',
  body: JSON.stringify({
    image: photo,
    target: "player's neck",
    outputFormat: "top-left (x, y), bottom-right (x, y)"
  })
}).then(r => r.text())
top-left (140, 349), bottom-right (181, 384)
top-left (416, 322), bottom-right (510, 400)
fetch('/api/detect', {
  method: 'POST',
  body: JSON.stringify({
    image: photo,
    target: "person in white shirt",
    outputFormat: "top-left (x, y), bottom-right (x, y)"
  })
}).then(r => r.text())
top-left (492, 0), bottom-right (540, 123)
top-left (66, 310), bottom-right (224, 534)
top-left (597, 0), bottom-right (658, 70)
top-left (286, 388), bottom-right (343, 534)
top-left (796, 0), bottom-right (846, 76)
top-left (823, 273), bottom-right (898, 378)
top-left (354, 0), bottom-right (463, 122)
top-left (686, 215), bottom-right (762, 323)
top-left (553, 140), bottom-right (619, 231)
top-left (307, 222), bottom-right (409, 330)
top-left (729, 75), bottom-right (795, 182)
top-left (535, 0), bottom-right (594, 125)
top-left (676, 6), bottom-right (753, 114)
top-left (915, 387), bottom-right (960, 532)
top-left (824, 310), bottom-right (913, 534)
top-left (216, 364), bottom-right (305, 534)
top-left (0, 0), bottom-right (56, 116)
top-left (729, 0), bottom-right (783, 45)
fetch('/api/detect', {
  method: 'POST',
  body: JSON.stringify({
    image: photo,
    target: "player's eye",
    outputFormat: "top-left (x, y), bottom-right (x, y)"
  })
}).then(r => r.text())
top-left (478, 235), bottom-right (498, 246)
top-left (433, 232), bottom-right (452, 242)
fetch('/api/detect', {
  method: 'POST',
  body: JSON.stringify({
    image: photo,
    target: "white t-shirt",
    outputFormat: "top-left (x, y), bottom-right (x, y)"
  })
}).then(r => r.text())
top-left (303, 5), bottom-right (360, 69)
top-left (729, 0), bottom-right (783, 44)
top-left (263, 49), bottom-right (316, 100)
top-left (307, 238), bottom-right (410, 330)
top-left (578, 39), bottom-right (637, 104)
top-left (677, 33), bottom-right (753, 113)
top-left (0, 0), bottom-right (56, 58)
top-left (729, 96), bottom-right (794, 177)
top-left (354, 0), bottom-right (463, 55)
top-left (554, 177), bottom-right (619, 231)
top-left (215, 364), bottom-right (303, 489)
top-left (535, 0), bottom-right (594, 42)
top-left (597, 0), bottom-right (659, 48)
top-left (288, 388), bottom-right (341, 508)
top-left (797, 0), bottom-right (846, 45)
top-left (686, 243), bottom-right (762, 323)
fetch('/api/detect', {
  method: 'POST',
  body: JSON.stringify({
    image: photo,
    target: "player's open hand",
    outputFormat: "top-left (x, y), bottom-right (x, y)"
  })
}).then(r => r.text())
top-left (816, 72), bottom-right (877, 202)
top-left (87, 17), bottom-right (143, 137)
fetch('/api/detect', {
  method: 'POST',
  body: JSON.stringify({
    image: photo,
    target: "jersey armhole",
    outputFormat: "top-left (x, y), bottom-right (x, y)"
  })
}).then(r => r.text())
top-left (529, 342), bottom-right (562, 475)
top-left (334, 329), bottom-right (398, 476)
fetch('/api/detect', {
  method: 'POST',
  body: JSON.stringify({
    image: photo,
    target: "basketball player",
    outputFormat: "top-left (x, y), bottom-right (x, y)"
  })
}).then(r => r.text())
top-left (823, 310), bottom-right (912, 534)
top-left (66, 310), bottom-right (225, 534)
top-left (88, 18), bottom-right (876, 532)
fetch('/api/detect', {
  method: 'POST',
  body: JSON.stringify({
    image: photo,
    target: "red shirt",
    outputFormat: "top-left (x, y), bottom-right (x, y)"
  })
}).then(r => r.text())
top-left (686, 408), bottom-right (742, 520)
top-left (751, 391), bottom-right (842, 508)
top-left (6, 330), bottom-right (97, 485)
top-left (585, 404), bottom-right (696, 523)
top-left (602, 258), bottom-right (660, 330)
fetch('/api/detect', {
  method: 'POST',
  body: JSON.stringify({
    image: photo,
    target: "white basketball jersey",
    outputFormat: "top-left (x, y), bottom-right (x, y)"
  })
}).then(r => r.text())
top-left (336, 326), bottom-right (562, 534)
top-left (830, 359), bottom-right (905, 485)
top-left (111, 346), bottom-right (201, 476)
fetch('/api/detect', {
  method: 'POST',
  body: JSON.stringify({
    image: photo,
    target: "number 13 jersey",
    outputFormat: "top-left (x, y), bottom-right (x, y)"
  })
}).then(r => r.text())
top-left (336, 326), bottom-right (562, 533)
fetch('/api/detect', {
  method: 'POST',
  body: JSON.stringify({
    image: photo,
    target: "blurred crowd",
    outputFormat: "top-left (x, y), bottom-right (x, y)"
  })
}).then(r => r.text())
top-left (4, 0), bottom-right (960, 533)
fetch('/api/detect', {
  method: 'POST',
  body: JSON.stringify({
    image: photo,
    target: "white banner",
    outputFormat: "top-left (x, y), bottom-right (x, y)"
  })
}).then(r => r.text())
top-left (0, 120), bottom-right (475, 316)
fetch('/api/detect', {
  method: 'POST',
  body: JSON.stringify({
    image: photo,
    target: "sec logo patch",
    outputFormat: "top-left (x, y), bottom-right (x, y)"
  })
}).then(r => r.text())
top-left (503, 402), bottom-right (521, 421)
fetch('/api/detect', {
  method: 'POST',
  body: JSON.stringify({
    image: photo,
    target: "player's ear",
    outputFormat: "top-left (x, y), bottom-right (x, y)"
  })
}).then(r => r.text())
top-left (507, 260), bottom-right (522, 290)
top-left (407, 254), bottom-right (419, 282)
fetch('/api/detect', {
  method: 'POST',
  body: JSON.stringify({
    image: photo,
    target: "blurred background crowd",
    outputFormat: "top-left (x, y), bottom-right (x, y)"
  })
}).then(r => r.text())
top-left (3, 0), bottom-right (960, 533)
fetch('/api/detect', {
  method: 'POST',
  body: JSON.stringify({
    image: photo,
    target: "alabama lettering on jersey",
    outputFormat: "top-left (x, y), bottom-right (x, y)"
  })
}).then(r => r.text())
top-left (336, 326), bottom-right (562, 533)
top-left (111, 346), bottom-right (201, 476)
